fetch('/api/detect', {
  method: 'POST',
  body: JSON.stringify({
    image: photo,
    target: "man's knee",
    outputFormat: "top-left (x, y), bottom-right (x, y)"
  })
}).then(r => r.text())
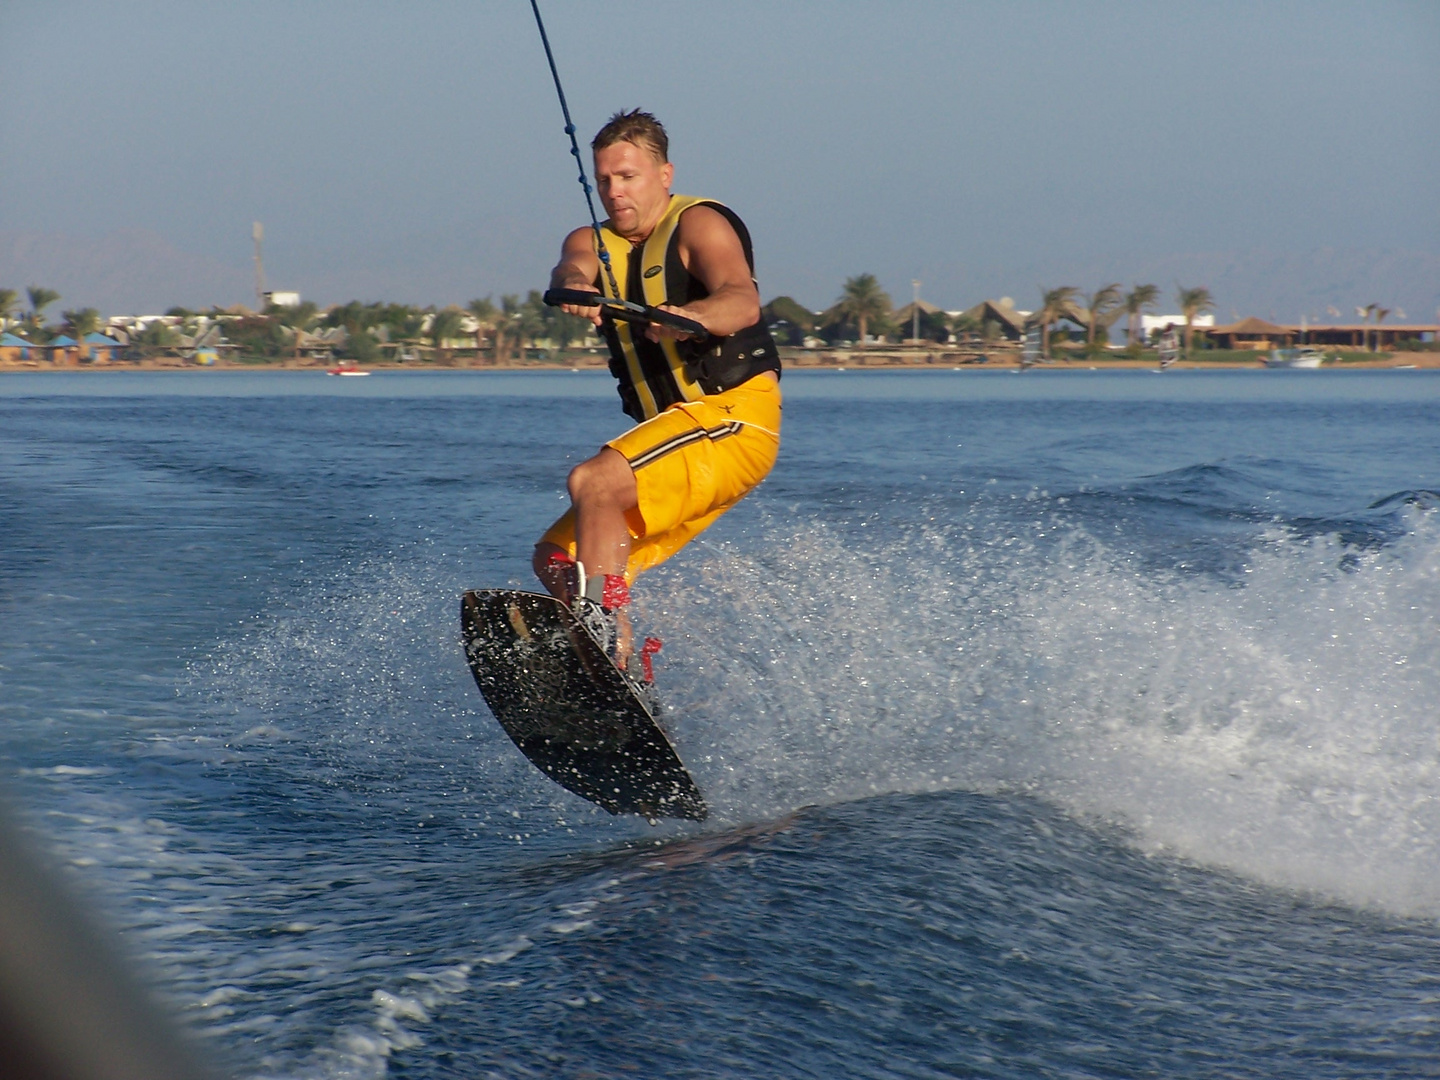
top-left (567, 448), bottom-right (636, 508)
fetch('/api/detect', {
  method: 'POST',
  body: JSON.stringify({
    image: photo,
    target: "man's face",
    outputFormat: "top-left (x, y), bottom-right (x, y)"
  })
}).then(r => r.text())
top-left (593, 141), bottom-right (673, 239)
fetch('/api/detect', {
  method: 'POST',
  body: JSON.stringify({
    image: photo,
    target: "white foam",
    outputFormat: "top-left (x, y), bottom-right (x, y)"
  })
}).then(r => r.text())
top-left (643, 505), bottom-right (1440, 919)
top-left (20, 765), bottom-right (113, 778)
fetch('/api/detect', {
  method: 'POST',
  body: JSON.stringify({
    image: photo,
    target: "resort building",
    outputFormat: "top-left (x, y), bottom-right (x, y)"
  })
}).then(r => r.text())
top-left (1202, 318), bottom-right (1438, 350)
top-left (1202, 317), bottom-right (1295, 350)
top-left (1138, 313), bottom-right (1213, 342)
top-left (1283, 322), bottom-right (1438, 349)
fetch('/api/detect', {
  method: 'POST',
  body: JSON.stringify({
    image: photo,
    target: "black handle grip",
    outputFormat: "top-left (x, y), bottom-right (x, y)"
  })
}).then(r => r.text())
top-left (543, 289), bottom-right (707, 337)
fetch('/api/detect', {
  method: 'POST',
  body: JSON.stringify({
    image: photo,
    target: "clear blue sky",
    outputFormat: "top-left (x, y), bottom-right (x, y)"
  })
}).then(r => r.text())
top-left (2, 1), bottom-right (1437, 317)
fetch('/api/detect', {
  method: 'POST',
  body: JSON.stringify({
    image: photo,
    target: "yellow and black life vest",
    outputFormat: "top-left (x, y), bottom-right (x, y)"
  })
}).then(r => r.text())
top-left (594, 195), bottom-right (780, 422)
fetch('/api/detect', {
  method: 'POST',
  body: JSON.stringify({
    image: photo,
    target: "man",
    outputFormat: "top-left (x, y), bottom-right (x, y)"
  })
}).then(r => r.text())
top-left (534, 109), bottom-right (781, 676)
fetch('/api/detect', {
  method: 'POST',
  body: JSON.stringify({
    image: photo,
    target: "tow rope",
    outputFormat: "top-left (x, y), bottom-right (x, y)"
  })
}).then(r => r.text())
top-left (527, 0), bottom-right (621, 300)
top-left (527, 2), bottom-right (708, 337)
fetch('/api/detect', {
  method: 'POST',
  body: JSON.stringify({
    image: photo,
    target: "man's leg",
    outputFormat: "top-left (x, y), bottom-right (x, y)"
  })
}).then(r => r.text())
top-left (568, 447), bottom-right (639, 579)
top-left (532, 445), bottom-right (641, 596)
top-left (532, 446), bottom-right (639, 668)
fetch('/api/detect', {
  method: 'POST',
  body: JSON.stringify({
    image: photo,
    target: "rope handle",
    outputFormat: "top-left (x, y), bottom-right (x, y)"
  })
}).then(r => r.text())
top-left (542, 289), bottom-right (707, 337)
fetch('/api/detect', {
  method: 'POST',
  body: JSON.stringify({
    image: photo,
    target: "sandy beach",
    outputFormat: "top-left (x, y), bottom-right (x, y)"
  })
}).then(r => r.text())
top-left (3, 347), bottom-right (1436, 374)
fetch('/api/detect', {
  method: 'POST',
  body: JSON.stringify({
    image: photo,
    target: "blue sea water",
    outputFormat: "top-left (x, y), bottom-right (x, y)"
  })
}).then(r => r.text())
top-left (1, 368), bottom-right (1439, 1079)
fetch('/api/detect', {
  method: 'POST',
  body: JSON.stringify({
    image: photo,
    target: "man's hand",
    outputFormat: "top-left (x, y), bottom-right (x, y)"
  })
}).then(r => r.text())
top-left (551, 226), bottom-right (605, 326)
top-left (558, 284), bottom-right (604, 327)
top-left (644, 304), bottom-right (705, 342)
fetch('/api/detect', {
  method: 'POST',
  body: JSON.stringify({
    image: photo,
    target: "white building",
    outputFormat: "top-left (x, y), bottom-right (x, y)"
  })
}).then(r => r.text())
top-left (1139, 313), bottom-right (1213, 339)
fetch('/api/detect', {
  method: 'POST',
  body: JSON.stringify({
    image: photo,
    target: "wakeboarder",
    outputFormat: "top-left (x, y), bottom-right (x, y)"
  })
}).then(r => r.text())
top-left (533, 109), bottom-right (782, 675)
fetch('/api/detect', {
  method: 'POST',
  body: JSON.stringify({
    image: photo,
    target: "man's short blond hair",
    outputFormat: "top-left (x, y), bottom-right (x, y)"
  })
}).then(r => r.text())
top-left (592, 109), bottom-right (669, 163)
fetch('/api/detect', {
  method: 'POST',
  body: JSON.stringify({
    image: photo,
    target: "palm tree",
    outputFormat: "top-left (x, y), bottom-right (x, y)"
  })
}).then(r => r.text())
top-left (0, 289), bottom-right (17, 331)
top-left (1036, 286), bottom-right (1079, 359)
top-left (61, 308), bottom-right (100, 359)
top-left (429, 306), bottom-right (467, 365)
top-left (466, 296), bottom-right (498, 364)
top-left (1083, 283), bottom-right (1124, 352)
top-left (511, 291), bottom-right (551, 360)
top-left (1176, 285), bottom-right (1214, 356)
top-left (496, 294), bottom-right (524, 361)
top-left (26, 286), bottom-right (60, 333)
top-left (543, 303), bottom-right (592, 351)
top-left (1356, 303), bottom-right (1376, 352)
top-left (1372, 306), bottom-right (1392, 352)
top-left (835, 273), bottom-right (891, 347)
top-left (1122, 284), bottom-right (1160, 350)
top-left (61, 307), bottom-right (100, 337)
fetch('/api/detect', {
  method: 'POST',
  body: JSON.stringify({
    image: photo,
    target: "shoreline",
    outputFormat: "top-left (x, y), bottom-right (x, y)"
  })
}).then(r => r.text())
top-left (2, 350), bottom-right (1436, 374)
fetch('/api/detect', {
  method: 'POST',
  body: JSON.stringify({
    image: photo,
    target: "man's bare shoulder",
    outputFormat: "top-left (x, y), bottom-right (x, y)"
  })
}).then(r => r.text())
top-left (675, 203), bottom-right (742, 250)
top-left (562, 225), bottom-right (599, 251)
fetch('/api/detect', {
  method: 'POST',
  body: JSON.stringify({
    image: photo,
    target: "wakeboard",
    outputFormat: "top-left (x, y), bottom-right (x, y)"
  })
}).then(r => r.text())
top-left (460, 588), bottom-right (707, 821)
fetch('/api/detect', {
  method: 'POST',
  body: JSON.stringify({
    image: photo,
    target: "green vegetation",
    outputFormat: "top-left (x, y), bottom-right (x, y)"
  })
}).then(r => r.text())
top-left (61, 308), bottom-right (100, 343)
top-left (2, 274), bottom-right (1433, 367)
top-left (913, 306), bottom-right (951, 343)
top-left (429, 306), bottom-right (467, 363)
top-left (1122, 284), bottom-right (1160, 355)
top-left (467, 297), bottom-right (499, 361)
top-left (1082, 283), bottom-right (1124, 355)
top-left (1036, 286), bottom-right (1079, 359)
top-left (26, 286), bottom-right (59, 327)
top-left (832, 274), bottom-right (892, 344)
top-left (222, 315), bottom-right (287, 360)
top-left (1176, 285), bottom-right (1215, 356)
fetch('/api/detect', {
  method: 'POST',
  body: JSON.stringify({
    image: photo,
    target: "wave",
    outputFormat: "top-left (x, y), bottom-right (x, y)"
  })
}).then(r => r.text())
top-left (643, 501), bottom-right (1440, 919)
top-left (193, 491), bottom-right (1440, 920)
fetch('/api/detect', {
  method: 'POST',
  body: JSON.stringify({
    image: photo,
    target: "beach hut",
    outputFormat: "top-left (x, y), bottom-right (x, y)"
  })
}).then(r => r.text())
top-left (47, 334), bottom-right (78, 365)
top-left (0, 332), bottom-right (41, 364)
top-left (961, 299), bottom-right (1027, 342)
top-left (1203, 317), bottom-right (1295, 350)
top-left (83, 332), bottom-right (124, 363)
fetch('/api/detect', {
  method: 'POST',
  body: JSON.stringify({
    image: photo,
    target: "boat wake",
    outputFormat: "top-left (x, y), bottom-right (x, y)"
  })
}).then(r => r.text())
top-left (196, 493), bottom-right (1440, 920)
top-left (641, 500), bottom-right (1440, 918)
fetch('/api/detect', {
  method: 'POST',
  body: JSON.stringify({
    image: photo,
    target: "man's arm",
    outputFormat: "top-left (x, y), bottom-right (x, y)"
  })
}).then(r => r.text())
top-left (650, 205), bottom-right (761, 341)
top-left (550, 226), bottom-right (604, 325)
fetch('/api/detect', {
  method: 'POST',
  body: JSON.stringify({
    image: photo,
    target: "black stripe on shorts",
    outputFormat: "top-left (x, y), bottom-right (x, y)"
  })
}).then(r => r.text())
top-left (627, 421), bottom-right (744, 470)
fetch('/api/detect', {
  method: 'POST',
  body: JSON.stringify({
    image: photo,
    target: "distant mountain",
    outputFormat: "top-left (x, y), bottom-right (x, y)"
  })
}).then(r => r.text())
top-left (5, 230), bottom-right (1437, 325)
top-left (986, 248), bottom-right (1440, 324)
top-left (0, 229), bottom-right (251, 315)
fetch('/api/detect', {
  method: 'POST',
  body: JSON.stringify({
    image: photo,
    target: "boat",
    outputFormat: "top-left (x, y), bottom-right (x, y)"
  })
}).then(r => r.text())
top-left (326, 365), bottom-right (371, 376)
top-left (1264, 347), bottom-right (1326, 369)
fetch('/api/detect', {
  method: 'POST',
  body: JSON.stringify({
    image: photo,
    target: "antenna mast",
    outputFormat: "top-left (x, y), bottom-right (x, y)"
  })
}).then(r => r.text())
top-left (252, 222), bottom-right (266, 310)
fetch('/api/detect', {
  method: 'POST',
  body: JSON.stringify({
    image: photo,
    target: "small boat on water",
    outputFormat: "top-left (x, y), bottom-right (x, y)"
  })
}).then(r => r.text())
top-left (1264, 347), bottom-right (1326, 369)
top-left (326, 366), bottom-right (371, 376)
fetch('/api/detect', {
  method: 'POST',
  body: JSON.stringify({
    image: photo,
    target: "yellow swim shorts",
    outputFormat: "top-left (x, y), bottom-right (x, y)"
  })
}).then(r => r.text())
top-left (540, 373), bottom-right (782, 581)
